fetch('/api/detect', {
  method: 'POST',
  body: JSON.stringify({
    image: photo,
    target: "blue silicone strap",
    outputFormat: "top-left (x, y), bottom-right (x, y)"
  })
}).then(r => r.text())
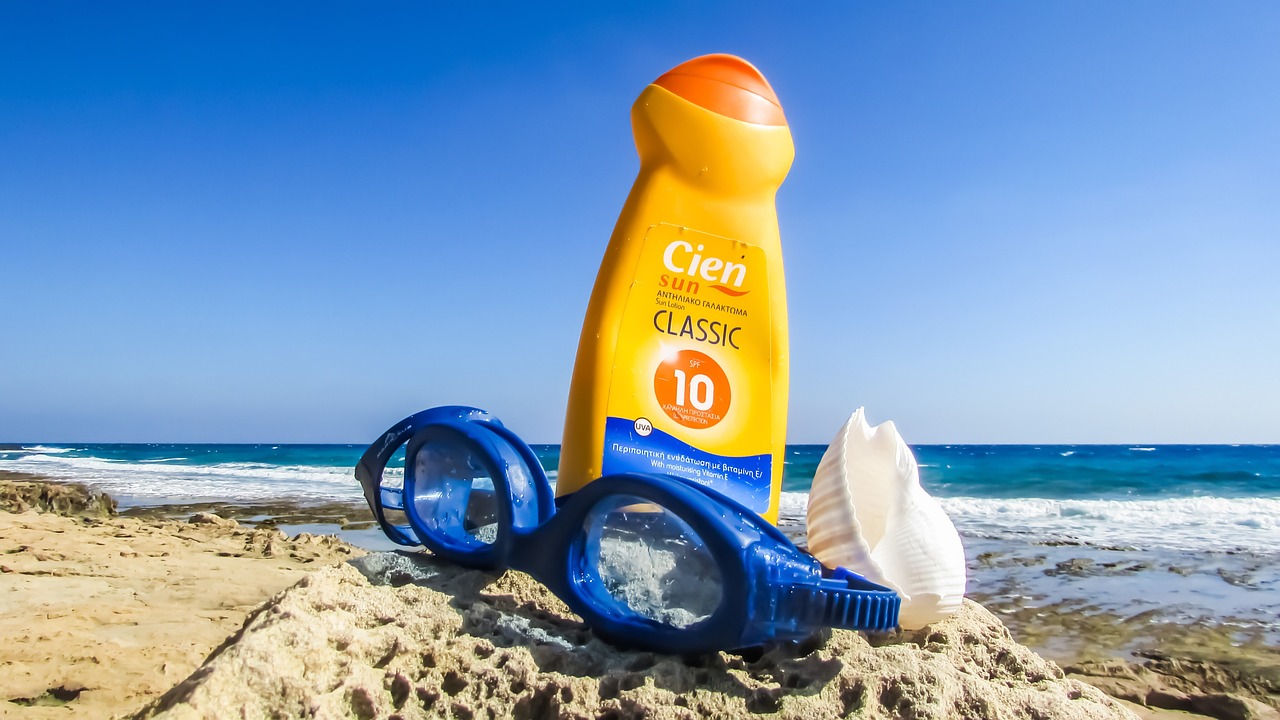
top-left (778, 567), bottom-right (901, 632)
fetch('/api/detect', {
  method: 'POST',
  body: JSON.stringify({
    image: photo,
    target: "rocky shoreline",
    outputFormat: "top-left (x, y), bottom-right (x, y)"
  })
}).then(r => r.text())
top-left (2, 475), bottom-right (1277, 719)
top-left (0, 470), bottom-right (117, 518)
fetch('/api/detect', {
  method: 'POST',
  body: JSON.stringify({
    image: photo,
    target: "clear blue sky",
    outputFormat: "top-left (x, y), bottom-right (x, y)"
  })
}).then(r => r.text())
top-left (2, 2), bottom-right (1277, 444)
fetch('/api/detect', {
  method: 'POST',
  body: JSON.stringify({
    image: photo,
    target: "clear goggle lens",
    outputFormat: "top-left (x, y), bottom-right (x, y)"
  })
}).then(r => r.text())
top-left (409, 440), bottom-right (500, 546)
top-left (584, 495), bottom-right (723, 629)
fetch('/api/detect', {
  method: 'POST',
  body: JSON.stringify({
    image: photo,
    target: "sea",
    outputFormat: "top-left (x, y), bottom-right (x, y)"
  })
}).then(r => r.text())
top-left (3, 442), bottom-right (1278, 658)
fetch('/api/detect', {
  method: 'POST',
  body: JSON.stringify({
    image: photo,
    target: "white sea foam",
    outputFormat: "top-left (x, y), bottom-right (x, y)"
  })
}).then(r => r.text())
top-left (779, 490), bottom-right (1280, 555)
top-left (16, 445), bottom-right (76, 454)
top-left (777, 491), bottom-right (811, 537)
top-left (940, 495), bottom-right (1280, 555)
top-left (0, 453), bottom-right (359, 503)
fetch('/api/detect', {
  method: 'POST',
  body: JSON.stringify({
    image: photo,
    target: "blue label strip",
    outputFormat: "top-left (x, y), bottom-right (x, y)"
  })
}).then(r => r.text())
top-left (601, 416), bottom-right (772, 513)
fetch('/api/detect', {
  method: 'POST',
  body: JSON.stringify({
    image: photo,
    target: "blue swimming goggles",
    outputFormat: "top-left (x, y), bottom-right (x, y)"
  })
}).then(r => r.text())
top-left (355, 406), bottom-right (900, 654)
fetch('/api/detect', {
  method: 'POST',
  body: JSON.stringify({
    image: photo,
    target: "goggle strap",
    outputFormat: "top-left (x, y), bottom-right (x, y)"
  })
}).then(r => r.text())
top-left (783, 567), bottom-right (901, 631)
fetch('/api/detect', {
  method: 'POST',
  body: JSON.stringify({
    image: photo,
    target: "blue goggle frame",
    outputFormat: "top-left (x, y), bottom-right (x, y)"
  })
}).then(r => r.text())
top-left (354, 406), bottom-right (553, 547)
top-left (356, 406), bottom-right (900, 654)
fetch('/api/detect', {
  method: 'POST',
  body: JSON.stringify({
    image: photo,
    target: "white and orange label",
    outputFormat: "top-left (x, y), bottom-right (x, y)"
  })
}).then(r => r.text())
top-left (654, 348), bottom-right (731, 429)
top-left (601, 223), bottom-right (772, 511)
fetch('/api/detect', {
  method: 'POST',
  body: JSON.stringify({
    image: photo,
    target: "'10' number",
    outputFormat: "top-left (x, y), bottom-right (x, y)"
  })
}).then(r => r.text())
top-left (672, 369), bottom-right (715, 411)
top-left (654, 349), bottom-right (730, 429)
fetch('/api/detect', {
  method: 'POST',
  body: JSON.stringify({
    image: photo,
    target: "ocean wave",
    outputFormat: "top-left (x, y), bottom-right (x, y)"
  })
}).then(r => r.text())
top-left (0, 453), bottom-right (360, 502)
top-left (940, 495), bottom-right (1279, 554)
top-left (776, 491), bottom-right (1279, 555)
top-left (19, 445), bottom-right (76, 454)
top-left (776, 491), bottom-right (811, 535)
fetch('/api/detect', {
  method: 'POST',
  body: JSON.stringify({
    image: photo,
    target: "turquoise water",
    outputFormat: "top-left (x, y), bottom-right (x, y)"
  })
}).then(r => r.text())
top-left (2, 442), bottom-right (1277, 553)
top-left (6, 442), bottom-right (1275, 498)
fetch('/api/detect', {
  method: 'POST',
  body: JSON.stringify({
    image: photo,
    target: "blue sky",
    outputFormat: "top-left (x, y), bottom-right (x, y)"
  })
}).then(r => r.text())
top-left (2, 2), bottom-right (1277, 444)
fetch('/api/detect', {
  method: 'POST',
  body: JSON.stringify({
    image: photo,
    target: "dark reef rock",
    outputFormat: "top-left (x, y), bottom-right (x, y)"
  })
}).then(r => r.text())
top-left (0, 475), bottom-right (117, 518)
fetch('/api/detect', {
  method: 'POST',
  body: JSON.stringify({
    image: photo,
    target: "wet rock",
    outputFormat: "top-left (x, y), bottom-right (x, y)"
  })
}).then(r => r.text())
top-left (189, 512), bottom-right (239, 527)
top-left (975, 551), bottom-right (1049, 569)
top-left (1217, 566), bottom-right (1262, 589)
top-left (1067, 656), bottom-right (1280, 720)
top-left (1045, 557), bottom-right (1097, 577)
top-left (0, 478), bottom-right (116, 518)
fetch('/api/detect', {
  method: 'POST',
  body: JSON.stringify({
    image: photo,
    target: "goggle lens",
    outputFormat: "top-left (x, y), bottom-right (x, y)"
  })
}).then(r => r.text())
top-left (583, 495), bottom-right (724, 629)
top-left (409, 440), bottom-right (500, 547)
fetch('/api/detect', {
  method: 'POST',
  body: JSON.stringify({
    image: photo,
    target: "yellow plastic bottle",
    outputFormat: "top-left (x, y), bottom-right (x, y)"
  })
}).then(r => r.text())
top-left (557, 54), bottom-right (795, 523)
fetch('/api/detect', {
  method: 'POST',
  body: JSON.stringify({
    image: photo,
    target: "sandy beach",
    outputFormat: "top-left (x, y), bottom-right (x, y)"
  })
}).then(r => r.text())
top-left (3, 475), bottom-right (1277, 719)
top-left (0, 476), bottom-right (361, 719)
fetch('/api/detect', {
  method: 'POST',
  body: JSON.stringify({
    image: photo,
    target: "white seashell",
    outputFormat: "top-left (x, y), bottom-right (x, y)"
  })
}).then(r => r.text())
top-left (806, 408), bottom-right (967, 629)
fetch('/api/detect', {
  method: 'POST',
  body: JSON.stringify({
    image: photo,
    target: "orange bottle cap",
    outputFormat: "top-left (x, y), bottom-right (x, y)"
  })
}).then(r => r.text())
top-left (652, 54), bottom-right (786, 126)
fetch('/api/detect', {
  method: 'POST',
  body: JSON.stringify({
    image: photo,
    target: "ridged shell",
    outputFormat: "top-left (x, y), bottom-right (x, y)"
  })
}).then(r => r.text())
top-left (806, 408), bottom-right (967, 629)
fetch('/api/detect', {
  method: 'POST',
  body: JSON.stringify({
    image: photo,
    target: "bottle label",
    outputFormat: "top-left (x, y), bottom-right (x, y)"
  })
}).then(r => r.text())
top-left (601, 223), bottom-right (772, 512)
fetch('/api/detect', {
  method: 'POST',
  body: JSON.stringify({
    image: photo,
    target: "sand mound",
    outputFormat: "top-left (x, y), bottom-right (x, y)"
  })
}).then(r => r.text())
top-left (137, 552), bottom-right (1136, 720)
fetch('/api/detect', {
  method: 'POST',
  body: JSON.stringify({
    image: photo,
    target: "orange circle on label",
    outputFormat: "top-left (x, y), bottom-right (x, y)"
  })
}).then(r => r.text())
top-left (653, 350), bottom-right (731, 430)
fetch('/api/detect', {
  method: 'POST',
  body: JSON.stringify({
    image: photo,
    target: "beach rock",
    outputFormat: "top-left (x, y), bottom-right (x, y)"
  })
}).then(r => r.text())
top-left (188, 512), bottom-right (239, 527)
top-left (0, 477), bottom-right (116, 518)
top-left (136, 552), bottom-right (1137, 720)
top-left (1045, 558), bottom-right (1097, 577)
top-left (1067, 657), bottom-right (1280, 720)
top-left (242, 527), bottom-right (287, 557)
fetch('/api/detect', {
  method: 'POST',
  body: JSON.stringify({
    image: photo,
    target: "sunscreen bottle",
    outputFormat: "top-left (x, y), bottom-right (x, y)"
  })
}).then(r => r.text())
top-left (558, 54), bottom-right (794, 524)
